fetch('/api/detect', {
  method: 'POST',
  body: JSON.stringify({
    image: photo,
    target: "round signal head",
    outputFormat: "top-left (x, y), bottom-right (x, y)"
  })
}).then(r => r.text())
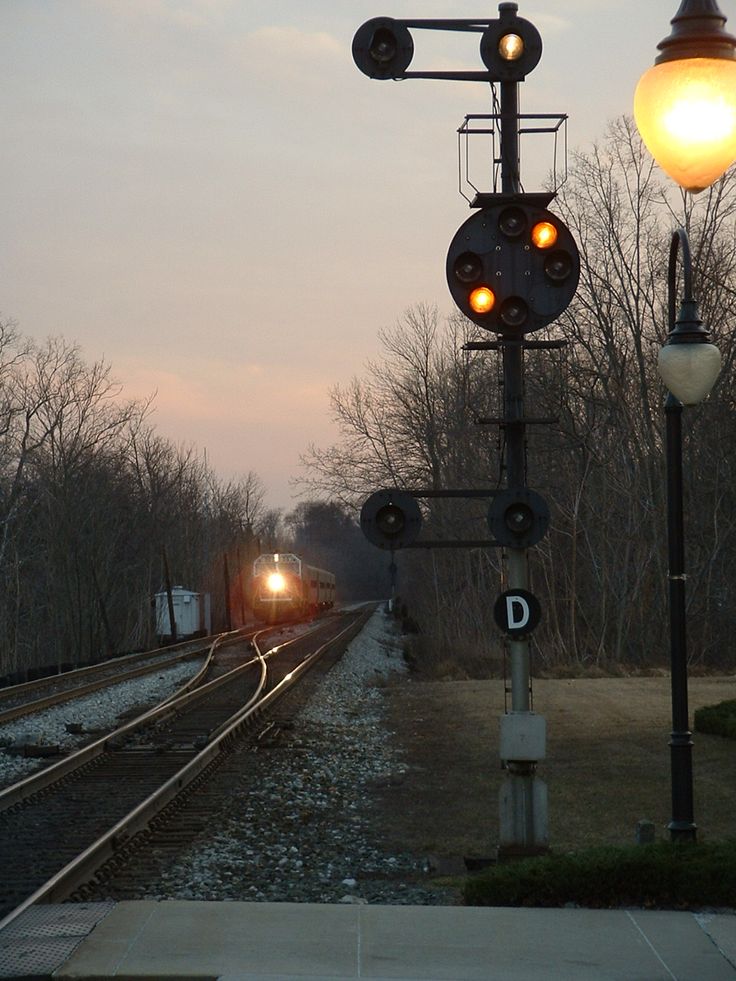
top-left (446, 202), bottom-right (579, 335)
top-left (352, 17), bottom-right (414, 79)
top-left (488, 487), bottom-right (550, 548)
top-left (480, 14), bottom-right (542, 81)
top-left (531, 221), bottom-right (558, 249)
top-left (469, 286), bottom-right (495, 314)
top-left (360, 489), bottom-right (422, 549)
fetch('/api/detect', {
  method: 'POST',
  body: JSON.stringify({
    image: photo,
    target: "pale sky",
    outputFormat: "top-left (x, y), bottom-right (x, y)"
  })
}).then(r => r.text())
top-left (2, 1), bottom-right (692, 509)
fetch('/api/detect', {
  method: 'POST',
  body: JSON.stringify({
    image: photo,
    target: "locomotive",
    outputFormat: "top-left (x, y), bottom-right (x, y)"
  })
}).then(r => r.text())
top-left (250, 553), bottom-right (335, 623)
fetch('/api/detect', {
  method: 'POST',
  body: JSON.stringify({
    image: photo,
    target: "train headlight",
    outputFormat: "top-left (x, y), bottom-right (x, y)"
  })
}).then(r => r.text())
top-left (267, 572), bottom-right (286, 593)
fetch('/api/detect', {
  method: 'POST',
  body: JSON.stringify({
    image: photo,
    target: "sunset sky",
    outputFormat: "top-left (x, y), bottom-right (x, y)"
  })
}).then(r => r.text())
top-left (2, 1), bottom-right (692, 509)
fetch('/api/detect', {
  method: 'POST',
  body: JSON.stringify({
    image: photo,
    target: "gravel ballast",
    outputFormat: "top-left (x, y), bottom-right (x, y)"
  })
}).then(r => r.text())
top-left (140, 608), bottom-right (452, 905)
top-left (0, 659), bottom-right (205, 788)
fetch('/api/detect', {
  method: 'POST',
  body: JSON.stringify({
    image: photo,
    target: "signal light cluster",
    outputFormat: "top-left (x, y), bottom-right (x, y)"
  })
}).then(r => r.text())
top-left (446, 198), bottom-right (580, 335)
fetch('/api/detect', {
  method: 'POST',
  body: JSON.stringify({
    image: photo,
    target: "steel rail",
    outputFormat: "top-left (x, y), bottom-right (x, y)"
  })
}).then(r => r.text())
top-left (0, 629), bottom-right (256, 812)
top-left (0, 648), bottom-right (208, 726)
top-left (0, 608), bottom-right (370, 935)
top-left (0, 634), bottom-right (219, 704)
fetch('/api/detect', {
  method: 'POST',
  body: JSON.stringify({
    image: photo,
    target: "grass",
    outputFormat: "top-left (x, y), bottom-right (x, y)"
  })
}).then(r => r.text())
top-left (695, 699), bottom-right (736, 740)
top-left (463, 840), bottom-right (736, 910)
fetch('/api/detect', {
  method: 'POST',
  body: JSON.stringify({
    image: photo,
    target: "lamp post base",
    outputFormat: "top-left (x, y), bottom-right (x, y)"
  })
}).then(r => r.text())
top-left (667, 820), bottom-right (697, 842)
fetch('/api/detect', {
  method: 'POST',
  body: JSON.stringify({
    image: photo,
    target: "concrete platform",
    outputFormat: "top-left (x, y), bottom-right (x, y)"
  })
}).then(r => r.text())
top-left (2, 901), bottom-right (735, 980)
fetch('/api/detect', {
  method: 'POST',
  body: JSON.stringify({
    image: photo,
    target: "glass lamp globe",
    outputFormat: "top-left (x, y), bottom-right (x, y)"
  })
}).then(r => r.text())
top-left (658, 341), bottom-right (722, 404)
top-left (635, 57), bottom-right (736, 192)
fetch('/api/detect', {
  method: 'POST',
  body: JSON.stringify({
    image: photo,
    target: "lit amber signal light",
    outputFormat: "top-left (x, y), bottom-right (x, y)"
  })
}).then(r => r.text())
top-left (469, 286), bottom-right (495, 314)
top-left (531, 221), bottom-right (558, 250)
top-left (498, 33), bottom-right (524, 62)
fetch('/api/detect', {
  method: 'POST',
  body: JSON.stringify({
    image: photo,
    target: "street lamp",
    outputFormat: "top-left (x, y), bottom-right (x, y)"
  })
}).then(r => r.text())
top-left (635, 1), bottom-right (730, 842)
top-left (661, 229), bottom-right (721, 842)
top-left (634, 0), bottom-right (736, 193)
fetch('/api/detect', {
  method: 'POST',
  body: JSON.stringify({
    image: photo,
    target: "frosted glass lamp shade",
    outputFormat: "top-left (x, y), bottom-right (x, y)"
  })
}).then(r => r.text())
top-left (658, 341), bottom-right (721, 404)
top-left (634, 58), bottom-right (736, 192)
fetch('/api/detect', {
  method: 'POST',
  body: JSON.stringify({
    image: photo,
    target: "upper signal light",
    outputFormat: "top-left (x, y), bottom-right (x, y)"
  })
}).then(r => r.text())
top-left (352, 17), bottom-right (414, 79)
top-left (531, 221), bottom-right (558, 249)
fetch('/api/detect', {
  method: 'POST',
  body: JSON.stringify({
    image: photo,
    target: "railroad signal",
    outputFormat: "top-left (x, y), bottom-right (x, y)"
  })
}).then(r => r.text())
top-left (352, 17), bottom-right (414, 79)
top-left (479, 8), bottom-right (542, 81)
top-left (446, 198), bottom-right (580, 335)
top-left (360, 489), bottom-right (422, 549)
top-left (488, 487), bottom-right (550, 549)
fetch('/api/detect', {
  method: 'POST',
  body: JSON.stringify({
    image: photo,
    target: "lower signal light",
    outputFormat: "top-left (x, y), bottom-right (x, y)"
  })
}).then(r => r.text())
top-left (469, 286), bottom-right (495, 314)
top-left (500, 297), bottom-right (528, 329)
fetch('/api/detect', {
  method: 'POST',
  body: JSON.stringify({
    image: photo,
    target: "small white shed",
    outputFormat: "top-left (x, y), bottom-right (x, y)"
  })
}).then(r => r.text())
top-left (155, 586), bottom-right (201, 639)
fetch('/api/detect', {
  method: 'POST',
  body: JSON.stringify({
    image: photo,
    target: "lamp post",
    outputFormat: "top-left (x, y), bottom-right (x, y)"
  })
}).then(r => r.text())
top-left (660, 229), bottom-right (721, 842)
top-left (634, 0), bottom-right (731, 842)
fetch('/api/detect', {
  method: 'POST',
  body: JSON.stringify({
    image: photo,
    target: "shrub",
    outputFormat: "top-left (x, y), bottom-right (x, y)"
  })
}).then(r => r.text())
top-left (463, 841), bottom-right (736, 909)
top-left (694, 699), bottom-right (736, 740)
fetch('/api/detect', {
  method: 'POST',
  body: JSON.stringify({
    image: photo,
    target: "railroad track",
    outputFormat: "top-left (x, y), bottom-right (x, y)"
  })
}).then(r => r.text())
top-left (0, 608), bottom-right (369, 933)
top-left (0, 636), bottom-right (219, 726)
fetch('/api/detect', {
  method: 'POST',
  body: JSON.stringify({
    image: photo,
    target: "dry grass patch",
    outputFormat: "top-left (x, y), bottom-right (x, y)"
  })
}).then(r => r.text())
top-left (372, 675), bottom-right (736, 858)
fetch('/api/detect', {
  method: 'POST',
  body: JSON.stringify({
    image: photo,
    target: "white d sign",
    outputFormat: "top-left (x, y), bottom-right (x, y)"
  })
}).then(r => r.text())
top-left (493, 588), bottom-right (541, 637)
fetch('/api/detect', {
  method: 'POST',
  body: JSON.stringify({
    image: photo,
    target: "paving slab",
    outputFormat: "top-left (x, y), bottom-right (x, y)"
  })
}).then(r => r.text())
top-left (49, 900), bottom-right (736, 981)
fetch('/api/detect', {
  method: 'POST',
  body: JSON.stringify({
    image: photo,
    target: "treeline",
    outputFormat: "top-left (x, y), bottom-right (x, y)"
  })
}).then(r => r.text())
top-left (302, 119), bottom-right (736, 674)
top-left (0, 319), bottom-right (387, 684)
top-left (0, 322), bottom-right (277, 682)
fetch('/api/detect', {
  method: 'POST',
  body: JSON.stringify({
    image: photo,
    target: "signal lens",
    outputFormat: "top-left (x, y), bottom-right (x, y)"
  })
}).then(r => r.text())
top-left (469, 286), bottom-right (495, 314)
top-left (499, 206), bottom-right (527, 238)
top-left (500, 297), bottom-right (528, 328)
top-left (454, 251), bottom-right (483, 284)
top-left (369, 28), bottom-right (397, 64)
top-left (531, 221), bottom-right (558, 250)
top-left (267, 572), bottom-right (286, 593)
top-left (544, 250), bottom-right (573, 283)
top-left (499, 33), bottom-right (524, 61)
top-left (505, 502), bottom-right (534, 534)
top-left (376, 504), bottom-right (405, 536)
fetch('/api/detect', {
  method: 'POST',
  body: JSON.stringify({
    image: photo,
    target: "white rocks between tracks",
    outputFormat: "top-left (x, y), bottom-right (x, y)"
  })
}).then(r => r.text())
top-left (144, 608), bottom-right (448, 906)
top-left (0, 660), bottom-right (204, 788)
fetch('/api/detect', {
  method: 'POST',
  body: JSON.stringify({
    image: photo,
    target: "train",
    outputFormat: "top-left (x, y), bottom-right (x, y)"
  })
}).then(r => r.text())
top-left (250, 552), bottom-right (335, 623)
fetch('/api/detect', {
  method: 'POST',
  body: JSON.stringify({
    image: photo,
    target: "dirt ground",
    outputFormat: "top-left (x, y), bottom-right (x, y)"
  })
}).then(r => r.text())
top-left (371, 674), bottom-right (736, 860)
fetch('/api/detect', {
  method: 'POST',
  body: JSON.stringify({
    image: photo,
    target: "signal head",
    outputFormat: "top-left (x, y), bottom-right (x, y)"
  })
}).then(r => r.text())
top-left (480, 9), bottom-right (542, 81)
top-left (352, 18), bottom-right (414, 79)
top-left (446, 198), bottom-right (580, 335)
top-left (360, 488), bottom-right (422, 549)
top-left (488, 487), bottom-right (550, 549)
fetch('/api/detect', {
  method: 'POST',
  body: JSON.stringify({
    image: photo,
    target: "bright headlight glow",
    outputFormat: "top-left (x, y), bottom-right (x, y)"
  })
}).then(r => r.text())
top-left (267, 572), bottom-right (286, 592)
